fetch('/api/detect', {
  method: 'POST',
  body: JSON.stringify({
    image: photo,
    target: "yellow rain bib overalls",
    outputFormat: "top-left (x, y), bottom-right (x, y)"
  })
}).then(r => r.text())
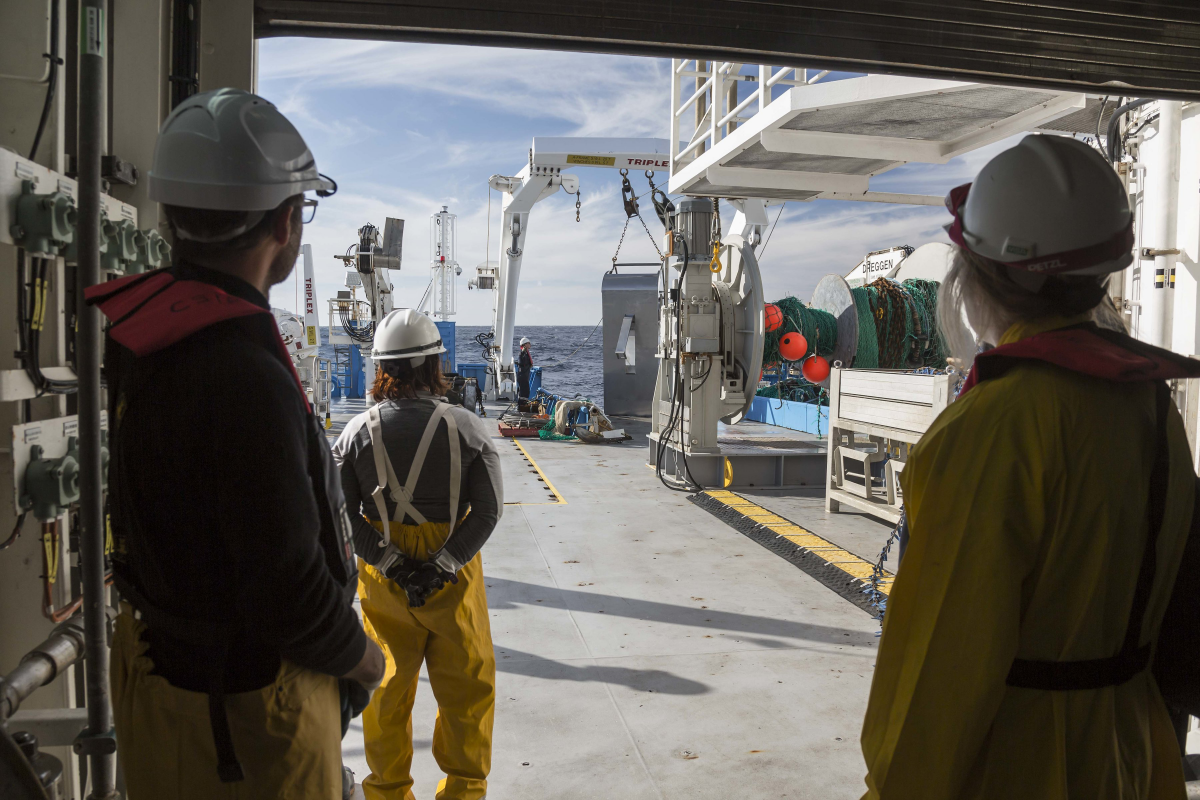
top-left (111, 606), bottom-right (343, 799)
top-left (359, 401), bottom-right (496, 800)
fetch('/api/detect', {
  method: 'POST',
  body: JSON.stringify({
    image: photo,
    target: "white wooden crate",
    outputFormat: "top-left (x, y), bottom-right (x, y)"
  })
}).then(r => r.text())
top-left (825, 368), bottom-right (951, 522)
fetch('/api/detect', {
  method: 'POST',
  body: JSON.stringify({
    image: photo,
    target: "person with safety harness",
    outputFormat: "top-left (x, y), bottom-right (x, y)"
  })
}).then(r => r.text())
top-left (332, 309), bottom-right (503, 800)
top-left (517, 336), bottom-right (534, 402)
top-left (87, 88), bottom-right (384, 798)
top-left (860, 134), bottom-right (1199, 799)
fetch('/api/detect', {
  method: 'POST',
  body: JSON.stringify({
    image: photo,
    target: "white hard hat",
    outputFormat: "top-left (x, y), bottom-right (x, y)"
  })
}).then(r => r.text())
top-left (520, 337), bottom-right (531, 347)
top-left (149, 88), bottom-right (336, 213)
top-left (945, 134), bottom-right (1132, 278)
top-left (372, 309), bottom-right (446, 365)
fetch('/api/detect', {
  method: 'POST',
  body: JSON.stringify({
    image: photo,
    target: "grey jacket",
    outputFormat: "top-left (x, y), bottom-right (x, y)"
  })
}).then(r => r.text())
top-left (331, 394), bottom-right (503, 572)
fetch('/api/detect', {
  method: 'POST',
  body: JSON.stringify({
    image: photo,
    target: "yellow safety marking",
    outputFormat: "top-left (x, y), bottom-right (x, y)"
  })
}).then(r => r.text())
top-left (778, 532), bottom-right (839, 550)
top-left (508, 438), bottom-right (567, 506)
top-left (701, 490), bottom-right (893, 596)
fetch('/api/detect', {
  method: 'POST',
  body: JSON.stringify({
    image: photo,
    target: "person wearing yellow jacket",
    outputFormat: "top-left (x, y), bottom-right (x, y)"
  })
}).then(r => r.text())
top-left (860, 134), bottom-right (1196, 800)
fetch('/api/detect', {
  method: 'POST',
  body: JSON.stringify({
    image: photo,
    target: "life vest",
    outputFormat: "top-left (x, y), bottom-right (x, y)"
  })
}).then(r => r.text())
top-left (962, 323), bottom-right (1200, 715)
top-left (85, 268), bottom-right (358, 781)
top-left (960, 323), bottom-right (1200, 396)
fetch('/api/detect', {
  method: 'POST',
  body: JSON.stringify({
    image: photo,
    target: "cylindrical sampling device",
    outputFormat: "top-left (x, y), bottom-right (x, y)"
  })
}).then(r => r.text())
top-left (673, 198), bottom-right (714, 264)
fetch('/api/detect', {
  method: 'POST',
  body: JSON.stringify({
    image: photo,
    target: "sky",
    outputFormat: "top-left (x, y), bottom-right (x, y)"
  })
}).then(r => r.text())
top-left (258, 39), bottom-right (1024, 326)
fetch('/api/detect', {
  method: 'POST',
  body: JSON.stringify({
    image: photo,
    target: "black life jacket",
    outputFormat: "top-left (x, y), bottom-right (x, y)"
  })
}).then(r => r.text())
top-left (85, 268), bottom-right (357, 782)
top-left (962, 323), bottom-right (1200, 716)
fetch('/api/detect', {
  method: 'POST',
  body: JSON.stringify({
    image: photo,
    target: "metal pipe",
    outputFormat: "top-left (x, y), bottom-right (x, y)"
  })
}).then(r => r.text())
top-left (76, 0), bottom-right (117, 797)
top-left (1141, 100), bottom-right (1182, 350)
top-left (0, 617), bottom-right (87, 723)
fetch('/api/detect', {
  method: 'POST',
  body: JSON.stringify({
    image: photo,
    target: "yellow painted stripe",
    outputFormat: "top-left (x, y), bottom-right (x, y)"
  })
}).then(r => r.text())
top-left (701, 490), bottom-right (893, 596)
top-left (509, 438), bottom-right (567, 506)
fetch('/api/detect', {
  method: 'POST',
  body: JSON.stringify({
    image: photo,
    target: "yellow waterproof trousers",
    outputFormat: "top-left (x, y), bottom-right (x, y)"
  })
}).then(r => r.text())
top-left (359, 520), bottom-right (495, 800)
top-left (110, 605), bottom-right (343, 799)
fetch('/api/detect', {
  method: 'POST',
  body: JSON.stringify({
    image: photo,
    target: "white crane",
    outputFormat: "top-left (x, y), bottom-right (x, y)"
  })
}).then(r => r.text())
top-left (273, 244), bottom-right (332, 424)
top-left (480, 137), bottom-right (672, 399)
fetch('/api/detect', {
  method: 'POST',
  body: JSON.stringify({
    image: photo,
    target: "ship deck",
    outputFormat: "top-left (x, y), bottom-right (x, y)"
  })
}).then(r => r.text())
top-left (330, 399), bottom-right (899, 799)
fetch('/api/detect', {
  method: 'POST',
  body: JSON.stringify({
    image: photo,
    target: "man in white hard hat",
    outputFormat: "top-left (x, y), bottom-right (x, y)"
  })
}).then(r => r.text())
top-left (86, 88), bottom-right (383, 799)
top-left (332, 309), bottom-right (502, 800)
top-left (517, 336), bottom-right (534, 403)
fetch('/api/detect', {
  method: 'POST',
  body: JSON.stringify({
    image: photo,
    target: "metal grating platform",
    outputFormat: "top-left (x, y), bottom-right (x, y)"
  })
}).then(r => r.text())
top-left (669, 74), bottom-right (1085, 204)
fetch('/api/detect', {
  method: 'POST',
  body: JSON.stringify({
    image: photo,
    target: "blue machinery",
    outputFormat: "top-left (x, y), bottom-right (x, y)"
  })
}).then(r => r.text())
top-left (331, 344), bottom-right (366, 399)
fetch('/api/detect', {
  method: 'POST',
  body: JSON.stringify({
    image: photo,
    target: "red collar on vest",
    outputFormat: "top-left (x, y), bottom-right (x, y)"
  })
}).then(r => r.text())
top-left (960, 325), bottom-right (1200, 398)
top-left (85, 271), bottom-right (267, 357)
top-left (85, 270), bottom-right (311, 410)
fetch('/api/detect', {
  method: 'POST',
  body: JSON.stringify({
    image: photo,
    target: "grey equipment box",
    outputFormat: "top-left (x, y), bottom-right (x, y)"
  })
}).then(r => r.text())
top-left (602, 272), bottom-right (660, 417)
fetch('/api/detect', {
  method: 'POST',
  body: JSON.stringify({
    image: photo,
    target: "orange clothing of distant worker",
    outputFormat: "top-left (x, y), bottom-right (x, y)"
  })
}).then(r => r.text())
top-left (860, 315), bottom-right (1192, 800)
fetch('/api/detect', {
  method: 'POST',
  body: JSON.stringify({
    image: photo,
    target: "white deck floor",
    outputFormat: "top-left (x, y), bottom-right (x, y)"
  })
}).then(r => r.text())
top-left (333, 400), bottom-right (890, 799)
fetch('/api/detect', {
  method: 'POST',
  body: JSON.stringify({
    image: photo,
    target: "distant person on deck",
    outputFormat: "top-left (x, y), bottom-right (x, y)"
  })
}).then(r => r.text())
top-left (517, 336), bottom-right (534, 400)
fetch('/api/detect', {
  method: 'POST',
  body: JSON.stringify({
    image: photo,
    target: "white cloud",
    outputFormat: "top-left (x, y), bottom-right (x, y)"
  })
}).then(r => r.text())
top-left (259, 39), bottom-right (669, 139)
top-left (258, 41), bottom-right (1040, 326)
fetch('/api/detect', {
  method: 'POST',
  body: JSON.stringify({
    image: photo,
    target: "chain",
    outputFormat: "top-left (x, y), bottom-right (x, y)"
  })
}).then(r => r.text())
top-left (575, 189), bottom-right (581, 222)
top-left (612, 218), bottom-right (631, 273)
top-left (612, 171), bottom-right (665, 269)
top-left (865, 505), bottom-right (906, 631)
top-left (638, 213), bottom-right (664, 261)
top-left (709, 198), bottom-right (723, 273)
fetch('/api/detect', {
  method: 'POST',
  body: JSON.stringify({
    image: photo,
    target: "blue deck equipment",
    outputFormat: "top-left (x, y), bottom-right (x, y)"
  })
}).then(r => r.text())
top-left (745, 395), bottom-right (827, 436)
top-left (331, 344), bottom-right (366, 399)
top-left (434, 320), bottom-right (456, 374)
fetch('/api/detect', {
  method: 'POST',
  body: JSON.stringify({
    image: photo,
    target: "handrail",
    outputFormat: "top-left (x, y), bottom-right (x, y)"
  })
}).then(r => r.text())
top-left (718, 84), bottom-right (765, 128)
top-left (675, 75), bottom-right (716, 118)
top-left (672, 61), bottom-right (826, 169)
top-left (766, 66), bottom-right (801, 89)
top-left (678, 133), bottom-right (711, 161)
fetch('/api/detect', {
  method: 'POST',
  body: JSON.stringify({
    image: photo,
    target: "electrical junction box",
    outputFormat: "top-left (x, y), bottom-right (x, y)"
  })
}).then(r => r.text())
top-left (0, 147), bottom-right (137, 252)
top-left (12, 413), bottom-right (108, 515)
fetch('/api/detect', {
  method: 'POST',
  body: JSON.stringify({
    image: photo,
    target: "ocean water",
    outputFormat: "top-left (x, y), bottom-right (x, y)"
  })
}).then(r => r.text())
top-left (319, 324), bottom-right (605, 404)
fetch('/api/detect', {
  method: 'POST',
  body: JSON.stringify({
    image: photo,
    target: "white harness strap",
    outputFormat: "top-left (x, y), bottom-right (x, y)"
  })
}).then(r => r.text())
top-left (365, 400), bottom-right (462, 549)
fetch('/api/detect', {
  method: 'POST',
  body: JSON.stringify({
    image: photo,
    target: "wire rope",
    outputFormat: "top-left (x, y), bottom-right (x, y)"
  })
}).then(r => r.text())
top-left (756, 203), bottom-right (786, 263)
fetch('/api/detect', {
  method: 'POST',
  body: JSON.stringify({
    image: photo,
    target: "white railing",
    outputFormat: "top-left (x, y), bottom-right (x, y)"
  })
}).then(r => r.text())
top-left (669, 60), bottom-right (830, 176)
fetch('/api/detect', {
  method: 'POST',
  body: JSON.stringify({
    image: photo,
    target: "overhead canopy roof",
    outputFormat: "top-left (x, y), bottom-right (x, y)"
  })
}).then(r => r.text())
top-left (255, 1), bottom-right (1200, 100)
top-left (668, 75), bottom-right (1085, 203)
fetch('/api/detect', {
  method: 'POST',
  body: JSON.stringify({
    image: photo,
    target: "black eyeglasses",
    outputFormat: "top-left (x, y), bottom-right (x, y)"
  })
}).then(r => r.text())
top-left (297, 198), bottom-right (318, 224)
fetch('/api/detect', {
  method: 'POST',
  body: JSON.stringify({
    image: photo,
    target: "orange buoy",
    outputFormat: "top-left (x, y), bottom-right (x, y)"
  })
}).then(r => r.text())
top-left (779, 332), bottom-right (808, 362)
top-left (765, 303), bottom-right (784, 333)
top-left (801, 355), bottom-right (830, 383)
